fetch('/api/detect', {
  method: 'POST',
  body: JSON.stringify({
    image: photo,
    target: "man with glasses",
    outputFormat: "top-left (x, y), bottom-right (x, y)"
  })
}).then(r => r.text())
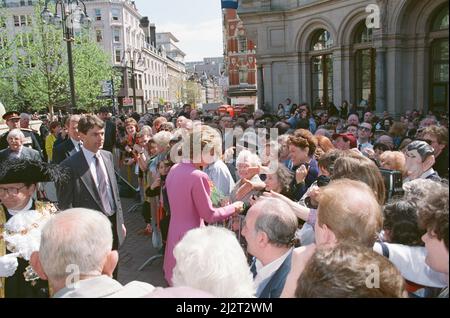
top-left (0, 159), bottom-right (67, 298)
top-left (345, 124), bottom-right (358, 136)
top-left (422, 125), bottom-right (448, 180)
top-left (357, 122), bottom-right (374, 152)
top-left (0, 111), bottom-right (42, 153)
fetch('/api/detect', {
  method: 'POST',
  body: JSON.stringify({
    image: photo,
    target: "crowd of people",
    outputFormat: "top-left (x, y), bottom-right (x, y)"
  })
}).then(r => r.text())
top-left (0, 100), bottom-right (448, 298)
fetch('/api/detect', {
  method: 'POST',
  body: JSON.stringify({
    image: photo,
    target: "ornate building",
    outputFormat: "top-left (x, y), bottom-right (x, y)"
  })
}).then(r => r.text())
top-left (223, 7), bottom-right (258, 110)
top-left (238, 0), bottom-right (448, 115)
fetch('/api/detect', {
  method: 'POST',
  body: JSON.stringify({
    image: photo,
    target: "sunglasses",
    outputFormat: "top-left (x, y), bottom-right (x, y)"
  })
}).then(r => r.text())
top-left (358, 126), bottom-right (371, 132)
top-left (417, 138), bottom-right (433, 145)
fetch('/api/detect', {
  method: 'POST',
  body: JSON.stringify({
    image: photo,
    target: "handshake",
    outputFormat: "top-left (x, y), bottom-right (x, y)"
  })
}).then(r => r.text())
top-left (231, 201), bottom-right (249, 215)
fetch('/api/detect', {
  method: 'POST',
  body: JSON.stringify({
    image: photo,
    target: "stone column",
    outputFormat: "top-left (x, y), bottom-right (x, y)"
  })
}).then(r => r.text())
top-left (332, 49), bottom-right (343, 107)
top-left (257, 65), bottom-right (265, 111)
top-left (375, 48), bottom-right (387, 113)
top-left (263, 63), bottom-right (273, 111)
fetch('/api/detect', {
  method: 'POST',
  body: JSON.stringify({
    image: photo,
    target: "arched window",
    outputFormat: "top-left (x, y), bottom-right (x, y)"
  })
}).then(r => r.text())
top-left (432, 10), bottom-right (449, 31)
top-left (353, 21), bottom-right (375, 110)
top-left (355, 22), bottom-right (373, 44)
top-left (311, 29), bottom-right (333, 51)
top-left (310, 29), bottom-right (333, 108)
top-left (430, 5), bottom-right (449, 112)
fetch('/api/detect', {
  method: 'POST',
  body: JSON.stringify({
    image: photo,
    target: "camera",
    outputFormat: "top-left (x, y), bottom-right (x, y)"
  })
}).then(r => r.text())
top-left (379, 168), bottom-right (404, 201)
top-left (316, 175), bottom-right (331, 187)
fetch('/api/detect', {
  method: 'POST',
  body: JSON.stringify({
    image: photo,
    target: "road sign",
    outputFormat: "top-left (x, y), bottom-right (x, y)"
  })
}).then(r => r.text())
top-left (100, 80), bottom-right (113, 96)
top-left (123, 97), bottom-right (133, 106)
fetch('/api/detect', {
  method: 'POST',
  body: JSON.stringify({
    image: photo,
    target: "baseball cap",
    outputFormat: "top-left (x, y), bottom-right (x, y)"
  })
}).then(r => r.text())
top-left (332, 132), bottom-right (357, 148)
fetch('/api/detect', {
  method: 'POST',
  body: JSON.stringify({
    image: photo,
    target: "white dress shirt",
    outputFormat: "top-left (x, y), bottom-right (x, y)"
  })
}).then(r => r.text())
top-left (70, 138), bottom-right (81, 152)
top-left (82, 147), bottom-right (115, 215)
top-left (9, 146), bottom-right (23, 159)
top-left (254, 248), bottom-right (292, 294)
top-left (7, 198), bottom-right (33, 217)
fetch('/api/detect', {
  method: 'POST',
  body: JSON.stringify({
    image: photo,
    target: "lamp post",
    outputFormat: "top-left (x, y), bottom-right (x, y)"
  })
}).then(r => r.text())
top-left (123, 49), bottom-right (142, 112)
top-left (41, 0), bottom-right (91, 114)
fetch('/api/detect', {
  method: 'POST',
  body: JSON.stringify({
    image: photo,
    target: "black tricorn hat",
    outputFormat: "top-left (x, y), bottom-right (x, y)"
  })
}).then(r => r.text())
top-left (0, 159), bottom-right (70, 185)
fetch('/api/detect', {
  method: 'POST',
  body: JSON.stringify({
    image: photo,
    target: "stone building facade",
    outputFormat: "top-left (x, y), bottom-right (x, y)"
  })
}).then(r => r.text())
top-left (238, 0), bottom-right (448, 116)
top-left (223, 7), bottom-right (258, 110)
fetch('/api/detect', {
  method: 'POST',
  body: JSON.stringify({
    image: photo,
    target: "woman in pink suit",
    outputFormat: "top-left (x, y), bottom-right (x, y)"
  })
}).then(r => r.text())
top-left (164, 125), bottom-right (244, 285)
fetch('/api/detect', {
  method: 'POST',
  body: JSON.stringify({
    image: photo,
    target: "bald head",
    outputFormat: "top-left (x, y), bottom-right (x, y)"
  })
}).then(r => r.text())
top-left (38, 208), bottom-right (113, 280)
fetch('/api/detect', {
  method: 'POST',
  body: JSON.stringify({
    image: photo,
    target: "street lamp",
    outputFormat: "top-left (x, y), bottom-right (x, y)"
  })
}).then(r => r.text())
top-left (41, 0), bottom-right (91, 114)
top-left (123, 49), bottom-right (143, 112)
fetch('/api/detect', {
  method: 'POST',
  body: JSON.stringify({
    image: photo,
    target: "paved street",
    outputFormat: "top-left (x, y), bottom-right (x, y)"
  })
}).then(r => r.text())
top-left (117, 196), bottom-right (168, 287)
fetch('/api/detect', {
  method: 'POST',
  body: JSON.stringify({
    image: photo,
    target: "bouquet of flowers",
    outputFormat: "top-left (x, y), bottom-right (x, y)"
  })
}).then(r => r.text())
top-left (208, 179), bottom-right (226, 208)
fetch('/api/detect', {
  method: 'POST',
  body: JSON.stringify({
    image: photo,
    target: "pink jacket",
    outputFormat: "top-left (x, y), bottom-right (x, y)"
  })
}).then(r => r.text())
top-left (163, 162), bottom-right (236, 285)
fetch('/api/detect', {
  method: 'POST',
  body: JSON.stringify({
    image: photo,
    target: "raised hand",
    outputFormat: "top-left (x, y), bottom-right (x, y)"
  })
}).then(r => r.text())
top-left (295, 164), bottom-right (309, 184)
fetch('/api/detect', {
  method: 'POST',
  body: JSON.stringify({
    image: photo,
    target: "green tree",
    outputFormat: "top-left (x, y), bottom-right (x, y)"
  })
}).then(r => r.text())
top-left (185, 80), bottom-right (202, 106)
top-left (20, 7), bottom-right (68, 116)
top-left (0, 1), bottom-right (121, 115)
top-left (71, 33), bottom-right (120, 111)
top-left (0, 7), bottom-right (18, 111)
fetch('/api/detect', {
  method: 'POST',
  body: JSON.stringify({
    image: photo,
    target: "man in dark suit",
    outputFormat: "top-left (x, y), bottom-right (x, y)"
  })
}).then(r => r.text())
top-left (0, 111), bottom-right (42, 155)
top-left (52, 114), bottom-right (82, 164)
top-left (241, 197), bottom-right (298, 298)
top-left (57, 115), bottom-right (126, 278)
top-left (0, 129), bottom-right (42, 161)
top-left (98, 107), bottom-right (116, 153)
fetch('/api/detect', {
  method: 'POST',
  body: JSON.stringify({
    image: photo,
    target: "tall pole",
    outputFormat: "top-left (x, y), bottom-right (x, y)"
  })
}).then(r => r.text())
top-left (42, 0), bottom-right (91, 115)
top-left (66, 37), bottom-right (76, 113)
top-left (131, 58), bottom-right (137, 112)
top-left (111, 76), bottom-right (116, 116)
top-left (63, 1), bottom-right (76, 113)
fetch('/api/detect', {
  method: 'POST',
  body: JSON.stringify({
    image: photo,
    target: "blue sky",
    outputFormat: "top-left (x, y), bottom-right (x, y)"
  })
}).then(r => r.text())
top-left (134, 0), bottom-right (224, 62)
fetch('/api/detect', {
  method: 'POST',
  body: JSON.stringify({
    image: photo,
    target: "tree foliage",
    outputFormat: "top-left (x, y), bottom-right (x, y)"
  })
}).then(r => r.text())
top-left (0, 1), bottom-right (121, 115)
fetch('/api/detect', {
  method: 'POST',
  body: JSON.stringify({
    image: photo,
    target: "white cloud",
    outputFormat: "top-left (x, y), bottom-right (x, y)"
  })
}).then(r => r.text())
top-left (157, 18), bottom-right (223, 62)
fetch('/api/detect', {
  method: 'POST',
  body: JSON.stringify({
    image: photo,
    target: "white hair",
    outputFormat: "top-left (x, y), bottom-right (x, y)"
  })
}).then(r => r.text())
top-left (172, 226), bottom-right (255, 298)
top-left (139, 125), bottom-right (153, 137)
top-left (39, 208), bottom-right (113, 280)
top-left (20, 113), bottom-right (30, 121)
top-left (236, 149), bottom-right (261, 167)
top-left (403, 179), bottom-right (444, 202)
top-left (152, 131), bottom-right (173, 148)
top-left (7, 129), bottom-right (25, 140)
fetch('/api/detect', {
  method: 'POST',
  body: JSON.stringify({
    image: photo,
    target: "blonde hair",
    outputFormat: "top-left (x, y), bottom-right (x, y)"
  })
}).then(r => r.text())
top-left (318, 179), bottom-right (382, 247)
top-left (181, 125), bottom-right (222, 163)
top-left (332, 152), bottom-right (386, 204)
top-left (379, 151), bottom-right (406, 176)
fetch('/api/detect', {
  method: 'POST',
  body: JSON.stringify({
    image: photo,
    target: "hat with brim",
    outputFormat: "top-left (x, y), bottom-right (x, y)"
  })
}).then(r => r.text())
top-left (0, 159), bottom-right (70, 185)
top-left (2, 111), bottom-right (21, 121)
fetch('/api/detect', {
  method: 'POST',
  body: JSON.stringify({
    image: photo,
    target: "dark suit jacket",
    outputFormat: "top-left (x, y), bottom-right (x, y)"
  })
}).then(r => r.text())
top-left (0, 129), bottom-right (42, 155)
top-left (52, 139), bottom-right (76, 164)
top-left (254, 250), bottom-right (293, 298)
top-left (0, 146), bottom-right (42, 162)
top-left (57, 149), bottom-right (125, 246)
top-left (103, 120), bottom-right (116, 153)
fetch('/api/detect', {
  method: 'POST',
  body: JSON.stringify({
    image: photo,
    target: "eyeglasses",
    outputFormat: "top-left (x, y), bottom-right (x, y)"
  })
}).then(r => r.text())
top-left (358, 126), bottom-right (371, 132)
top-left (0, 185), bottom-right (28, 197)
top-left (418, 138), bottom-right (433, 145)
